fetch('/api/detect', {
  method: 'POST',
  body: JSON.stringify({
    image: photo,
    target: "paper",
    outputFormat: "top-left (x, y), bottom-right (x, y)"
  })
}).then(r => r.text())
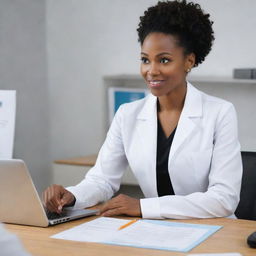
top-left (51, 217), bottom-right (222, 252)
top-left (188, 253), bottom-right (242, 256)
top-left (0, 91), bottom-right (16, 159)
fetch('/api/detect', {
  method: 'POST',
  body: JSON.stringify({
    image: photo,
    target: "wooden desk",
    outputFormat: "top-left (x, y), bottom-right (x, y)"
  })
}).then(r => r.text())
top-left (5, 217), bottom-right (256, 256)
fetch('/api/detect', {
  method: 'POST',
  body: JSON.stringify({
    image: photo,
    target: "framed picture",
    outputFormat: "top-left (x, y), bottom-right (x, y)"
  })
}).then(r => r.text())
top-left (108, 87), bottom-right (149, 124)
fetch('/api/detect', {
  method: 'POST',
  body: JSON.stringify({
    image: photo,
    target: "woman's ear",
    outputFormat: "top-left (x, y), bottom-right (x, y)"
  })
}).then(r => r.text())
top-left (185, 53), bottom-right (196, 73)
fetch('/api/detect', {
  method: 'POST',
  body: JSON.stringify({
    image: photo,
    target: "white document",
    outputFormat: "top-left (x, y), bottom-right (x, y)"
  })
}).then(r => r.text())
top-left (0, 91), bottom-right (16, 159)
top-left (188, 254), bottom-right (242, 256)
top-left (51, 217), bottom-right (222, 252)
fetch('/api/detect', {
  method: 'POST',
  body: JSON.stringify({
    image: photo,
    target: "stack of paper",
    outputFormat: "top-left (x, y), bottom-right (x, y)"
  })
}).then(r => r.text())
top-left (51, 217), bottom-right (222, 252)
top-left (188, 253), bottom-right (242, 256)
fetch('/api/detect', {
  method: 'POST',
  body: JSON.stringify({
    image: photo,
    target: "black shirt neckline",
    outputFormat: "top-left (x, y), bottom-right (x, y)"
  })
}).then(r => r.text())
top-left (156, 119), bottom-right (176, 197)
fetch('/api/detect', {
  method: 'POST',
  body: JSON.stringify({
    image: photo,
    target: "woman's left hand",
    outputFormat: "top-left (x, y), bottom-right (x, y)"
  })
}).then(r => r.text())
top-left (99, 194), bottom-right (142, 217)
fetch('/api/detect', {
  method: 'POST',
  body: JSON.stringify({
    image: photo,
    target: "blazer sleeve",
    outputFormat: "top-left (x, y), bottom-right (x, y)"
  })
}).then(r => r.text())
top-left (66, 105), bottom-right (128, 209)
top-left (140, 103), bottom-right (243, 219)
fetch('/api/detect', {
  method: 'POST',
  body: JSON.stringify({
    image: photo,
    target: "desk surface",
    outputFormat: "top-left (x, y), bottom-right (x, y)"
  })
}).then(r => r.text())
top-left (5, 217), bottom-right (256, 256)
top-left (54, 155), bottom-right (97, 166)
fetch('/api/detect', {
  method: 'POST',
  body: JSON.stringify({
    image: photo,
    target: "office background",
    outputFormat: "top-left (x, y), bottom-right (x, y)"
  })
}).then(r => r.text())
top-left (0, 0), bottom-right (255, 192)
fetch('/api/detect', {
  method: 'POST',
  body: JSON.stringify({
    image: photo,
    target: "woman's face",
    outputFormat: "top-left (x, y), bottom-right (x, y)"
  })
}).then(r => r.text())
top-left (140, 32), bottom-right (194, 97)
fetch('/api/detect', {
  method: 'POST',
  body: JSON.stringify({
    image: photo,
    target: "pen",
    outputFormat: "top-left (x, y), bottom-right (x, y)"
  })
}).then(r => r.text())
top-left (118, 219), bottom-right (138, 230)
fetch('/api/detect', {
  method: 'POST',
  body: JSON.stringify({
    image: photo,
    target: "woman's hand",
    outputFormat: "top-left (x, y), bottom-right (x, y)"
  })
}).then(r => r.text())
top-left (42, 184), bottom-right (75, 214)
top-left (99, 194), bottom-right (142, 217)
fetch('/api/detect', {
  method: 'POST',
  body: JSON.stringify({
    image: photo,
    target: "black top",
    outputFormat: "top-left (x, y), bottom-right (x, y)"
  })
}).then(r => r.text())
top-left (156, 119), bottom-right (176, 197)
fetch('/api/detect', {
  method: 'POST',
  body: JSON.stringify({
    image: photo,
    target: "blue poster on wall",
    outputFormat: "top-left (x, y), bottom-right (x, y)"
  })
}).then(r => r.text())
top-left (108, 87), bottom-right (148, 124)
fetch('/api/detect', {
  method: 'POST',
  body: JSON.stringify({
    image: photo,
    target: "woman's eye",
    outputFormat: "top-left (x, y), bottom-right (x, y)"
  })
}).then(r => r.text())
top-left (160, 58), bottom-right (170, 64)
top-left (141, 57), bottom-right (149, 64)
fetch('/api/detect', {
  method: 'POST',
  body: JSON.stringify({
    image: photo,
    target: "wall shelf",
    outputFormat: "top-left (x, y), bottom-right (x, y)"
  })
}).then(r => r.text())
top-left (104, 74), bottom-right (256, 85)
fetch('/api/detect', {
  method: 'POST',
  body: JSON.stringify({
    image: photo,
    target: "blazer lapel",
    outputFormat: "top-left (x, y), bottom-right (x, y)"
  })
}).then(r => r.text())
top-left (169, 83), bottom-right (203, 162)
top-left (135, 95), bottom-right (158, 197)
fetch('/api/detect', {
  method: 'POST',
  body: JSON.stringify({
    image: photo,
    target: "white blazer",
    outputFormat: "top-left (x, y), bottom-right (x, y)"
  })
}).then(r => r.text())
top-left (67, 82), bottom-right (242, 219)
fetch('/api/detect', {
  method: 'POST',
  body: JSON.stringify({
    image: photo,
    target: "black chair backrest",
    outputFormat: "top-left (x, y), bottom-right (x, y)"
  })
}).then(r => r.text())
top-left (235, 151), bottom-right (256, 220)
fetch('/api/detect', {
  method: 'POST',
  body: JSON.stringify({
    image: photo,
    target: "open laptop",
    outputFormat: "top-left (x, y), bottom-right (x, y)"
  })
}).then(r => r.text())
top-left (0, 159), bottom-right (98, 227)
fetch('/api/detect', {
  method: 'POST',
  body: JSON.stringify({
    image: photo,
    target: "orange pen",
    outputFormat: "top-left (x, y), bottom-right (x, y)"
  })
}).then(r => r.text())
top-left (118, 219), bottom-right (138, 230)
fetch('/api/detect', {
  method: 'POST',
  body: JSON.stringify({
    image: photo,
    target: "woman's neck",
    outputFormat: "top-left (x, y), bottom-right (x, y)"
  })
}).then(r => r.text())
top-left (157, 84), bottom-right (187, 112)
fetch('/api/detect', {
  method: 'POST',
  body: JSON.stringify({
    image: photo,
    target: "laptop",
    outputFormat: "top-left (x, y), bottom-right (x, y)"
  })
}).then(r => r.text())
top-left (0, 159), bottom-right (98, 227)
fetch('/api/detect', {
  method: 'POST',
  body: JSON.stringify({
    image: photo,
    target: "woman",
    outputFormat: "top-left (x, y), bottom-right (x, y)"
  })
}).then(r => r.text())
top-left (43, 0), bottom-right (242, 219)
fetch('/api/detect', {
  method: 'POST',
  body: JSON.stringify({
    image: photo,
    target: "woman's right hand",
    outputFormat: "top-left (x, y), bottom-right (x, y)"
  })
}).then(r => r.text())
top-left (42, 184), bottom-right (75, 213)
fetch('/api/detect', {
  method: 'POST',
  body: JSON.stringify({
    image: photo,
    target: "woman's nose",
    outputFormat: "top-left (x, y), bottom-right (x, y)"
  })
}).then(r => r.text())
top-left (148, 63), bottom-right (160, 76)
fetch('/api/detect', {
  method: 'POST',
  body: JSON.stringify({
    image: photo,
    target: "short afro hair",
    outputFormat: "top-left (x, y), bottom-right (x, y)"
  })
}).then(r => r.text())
top-left (137, 0), bottom-right (214, 67)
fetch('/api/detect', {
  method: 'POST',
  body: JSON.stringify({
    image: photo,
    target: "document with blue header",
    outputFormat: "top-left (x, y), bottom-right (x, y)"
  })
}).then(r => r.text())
top-left (0, 90), bottom-right (16, 159)
top-left (51, 217), bottom-right (222, 252)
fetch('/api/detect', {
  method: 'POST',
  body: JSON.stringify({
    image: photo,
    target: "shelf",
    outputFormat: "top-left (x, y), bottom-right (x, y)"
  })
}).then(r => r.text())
top-left (54, 155), bottom-right (97, 167)
top-left (103, 74), bottom-right (256, 84)
top-left (188, 76), bottom-right (256, 84)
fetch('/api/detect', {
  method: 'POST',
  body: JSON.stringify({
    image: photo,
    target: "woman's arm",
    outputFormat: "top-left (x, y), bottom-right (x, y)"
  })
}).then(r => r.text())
top-left (66, 105), bottom-right (129, 209)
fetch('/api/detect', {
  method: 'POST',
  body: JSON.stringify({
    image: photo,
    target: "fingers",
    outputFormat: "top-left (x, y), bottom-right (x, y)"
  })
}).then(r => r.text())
top-left (42, 185), bottom-right (57, 212)
top-left (42, 185), bottom-right (74, 213)
top-left (100, 194), bottom-right (142, 217)
top-left (60, 192), bottom-right (75, 208)
top-left (100, 196), bottom-right (121, 214)
top-left (101, 207), bottom-right (124, 217)
top-left (42, 185), bottom-right (61, 213)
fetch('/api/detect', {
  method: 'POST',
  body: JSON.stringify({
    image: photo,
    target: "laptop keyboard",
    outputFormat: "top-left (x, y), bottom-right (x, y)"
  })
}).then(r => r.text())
top-left (46, 210), bottom-right (65, 220)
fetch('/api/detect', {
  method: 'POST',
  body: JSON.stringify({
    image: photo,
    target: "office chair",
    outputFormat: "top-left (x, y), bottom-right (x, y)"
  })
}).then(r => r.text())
top-left (235, 151), bottom-right (256, 220)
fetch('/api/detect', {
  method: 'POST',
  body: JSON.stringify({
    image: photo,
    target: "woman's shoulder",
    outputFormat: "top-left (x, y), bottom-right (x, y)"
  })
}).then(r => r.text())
top-left (187, 83), bottom-right (237, 122)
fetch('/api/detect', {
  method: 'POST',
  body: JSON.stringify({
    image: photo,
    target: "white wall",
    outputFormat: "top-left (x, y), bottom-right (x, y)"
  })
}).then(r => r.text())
top-left (185, 0), bottom-right (256, 77)
top-left (46, 0), bottom-right (256, 165)
top-left (46, 0), bottom-right (156, 160)
top-left (0, 0), bottom-right (50, 192)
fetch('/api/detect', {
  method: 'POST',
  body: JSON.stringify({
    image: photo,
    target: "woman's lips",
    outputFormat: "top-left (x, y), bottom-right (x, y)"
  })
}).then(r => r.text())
top-left (148, 80), bottom-right (164, 88)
